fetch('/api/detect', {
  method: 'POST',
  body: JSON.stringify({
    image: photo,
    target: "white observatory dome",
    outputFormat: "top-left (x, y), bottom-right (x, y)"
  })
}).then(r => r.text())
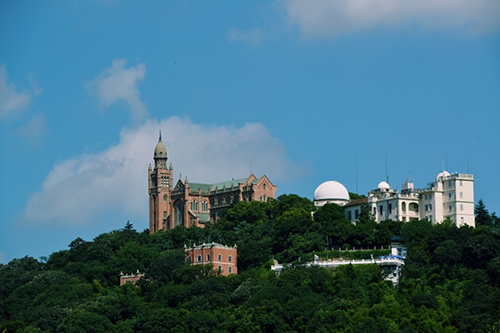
top-left (436, 171), bottom-right (450, 182)
top-left (377, 181), bottom-right (390, 190)
top-left (314, 181), bottom-right (349, 207)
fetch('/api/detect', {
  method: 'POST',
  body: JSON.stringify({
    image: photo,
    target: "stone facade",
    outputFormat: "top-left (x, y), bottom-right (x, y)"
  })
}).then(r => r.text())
top-left (185, 242), bottom-right (238, 276)
top-left (148, 133), bottom-right (277, 233)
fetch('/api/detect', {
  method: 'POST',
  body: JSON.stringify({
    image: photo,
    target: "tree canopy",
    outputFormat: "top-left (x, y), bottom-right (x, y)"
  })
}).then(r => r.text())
top-left (1, 196), bottom-right (500, 332)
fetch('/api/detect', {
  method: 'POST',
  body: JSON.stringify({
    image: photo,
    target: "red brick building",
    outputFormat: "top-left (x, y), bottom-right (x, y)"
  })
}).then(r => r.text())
top-left (185, 242), bottom-right (238, 276)
top-left (119, 270), bottom-right (145, 286)
top-left (148, 132), bottom-right (277, 233)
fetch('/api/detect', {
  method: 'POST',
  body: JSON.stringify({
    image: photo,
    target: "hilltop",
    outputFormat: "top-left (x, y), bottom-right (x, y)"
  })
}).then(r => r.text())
top-left (1, 195), bottom-right (500, 332)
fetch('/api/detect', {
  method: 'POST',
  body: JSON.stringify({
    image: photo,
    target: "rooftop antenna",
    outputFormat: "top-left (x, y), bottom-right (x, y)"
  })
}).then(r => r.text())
top-left (355, 154), bottom-right (359, 194)
top-left (445, 156), bottom-right (448, 171)
top-left (441, 159), bottom-right (444, 172)
top-left (385, 148), bottom-right (389, 184)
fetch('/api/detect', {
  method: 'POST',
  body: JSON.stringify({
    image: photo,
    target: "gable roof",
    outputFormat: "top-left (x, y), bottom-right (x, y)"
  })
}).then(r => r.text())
top-left (188, 176), bottom-right (250, 194)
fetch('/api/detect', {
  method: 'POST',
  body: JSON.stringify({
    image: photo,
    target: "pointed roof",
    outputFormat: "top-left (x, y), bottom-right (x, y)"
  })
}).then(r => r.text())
top-left (154, 130), bottom-right (167, 159)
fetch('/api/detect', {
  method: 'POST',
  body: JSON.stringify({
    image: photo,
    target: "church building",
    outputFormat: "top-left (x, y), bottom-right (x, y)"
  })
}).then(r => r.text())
top-left (148, 132), bottom-right (277, 233)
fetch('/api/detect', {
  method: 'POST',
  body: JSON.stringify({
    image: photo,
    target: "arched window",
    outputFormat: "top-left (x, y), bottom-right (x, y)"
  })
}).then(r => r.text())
top-left (228, 255), bottom-right (232, 263)
top-left (228, 266), bottom-right (232, 274)
top-left (206, 254), bottom-right (210, 261)
top-left (197, 255), bottom-right (202, 262)
top-left (174, 200), bottom-right (184, 227)
top-left (218, 265), bottom-right (222, 272)
top-left (218, 254), bottom-right (222, 261)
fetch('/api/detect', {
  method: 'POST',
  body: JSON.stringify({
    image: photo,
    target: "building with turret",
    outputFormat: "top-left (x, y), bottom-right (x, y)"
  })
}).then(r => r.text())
top-left (315, 171), bottom-right (475, 227)
top-left (148, 132), bottom-right (277, 233)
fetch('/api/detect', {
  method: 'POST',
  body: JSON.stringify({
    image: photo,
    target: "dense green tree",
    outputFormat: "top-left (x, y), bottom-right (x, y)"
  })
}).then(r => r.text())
top-left (1, 195), bottom-right (500, 333)
top-left (475, 199), bottom-right (493, 227)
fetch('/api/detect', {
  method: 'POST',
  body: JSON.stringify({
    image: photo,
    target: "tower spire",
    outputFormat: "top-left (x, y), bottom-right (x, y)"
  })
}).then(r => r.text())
top-left (159, 130), bottom-right (162, 141)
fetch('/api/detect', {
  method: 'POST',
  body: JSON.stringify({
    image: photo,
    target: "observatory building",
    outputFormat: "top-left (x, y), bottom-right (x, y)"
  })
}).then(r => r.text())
top-left (315, 171), bottom-right (475, 227)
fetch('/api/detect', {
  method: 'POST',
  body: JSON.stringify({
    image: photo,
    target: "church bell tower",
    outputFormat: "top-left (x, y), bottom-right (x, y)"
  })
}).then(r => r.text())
top-left (148, 131), bottom-right (173, 234)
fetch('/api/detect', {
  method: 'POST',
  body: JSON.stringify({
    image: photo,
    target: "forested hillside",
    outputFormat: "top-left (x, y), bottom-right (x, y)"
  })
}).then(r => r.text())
top-left (1, 195), bottom-right (499, 333)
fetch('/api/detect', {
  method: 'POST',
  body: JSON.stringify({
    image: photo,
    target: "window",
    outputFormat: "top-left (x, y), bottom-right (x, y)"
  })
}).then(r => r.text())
top-left (163, 211), bottom-right (167, 218)
top-left (429, 204), bottom-right (432, 210)
top-left (425, 194), bottom-right (428, 200)
top-left (461, 217), bottom-right (464, 224)
top-left (429, 194), bottom-right (432, 200)
top-left (218, 265), bottom-right (222, 272)
top-left (460, 180), bottom-right (463, 186)
top-left (449, 205), bottom-right (452, 212)
top-left (163, 194), bottom-right (167, 201)
top-left (348, 211), bottom-right (352, 220)
top-left (188, 256), bottom-right (191, 263)
top-left (429, 215), bottom-right (432, 222)
top-left (460, 192), bottom-right (463, 198)
top-left (228, 255), bottom-right (232, 263)
top-left (449, 181), bottom-right (452, 187)
top-left (197, 255), bottom-right (202, 262)
top-left (379, 205), bottom-right (383, 215)
top-left (355, 209), bottom-right (359, 219)
top-left (460, 204), bottom-right (463, 211)
top-left (389, 203), bottom-right (392, 214)
top-left (425, 205), bottom-right (428, 211)
top-left (373, 207), bottom-right (376, 215)
top-left (448, 193), bottom-right (452, 199)
top-left (206, 254), bottom-right (210, 261)
top-left (228, 266), bottom-right (232, 274)
top-left (263, 183), bottom-right (266, 190)
top-left (218, 254), bottom-right (222, 261)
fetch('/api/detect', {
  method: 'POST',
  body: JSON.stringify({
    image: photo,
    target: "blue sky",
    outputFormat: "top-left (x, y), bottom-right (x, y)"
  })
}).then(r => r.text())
top-left (1, 0), bottom-right (499, 264)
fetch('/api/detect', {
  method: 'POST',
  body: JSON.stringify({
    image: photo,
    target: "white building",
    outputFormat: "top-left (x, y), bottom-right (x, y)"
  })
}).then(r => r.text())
top-left (315, 171), bottom-right (475, 227)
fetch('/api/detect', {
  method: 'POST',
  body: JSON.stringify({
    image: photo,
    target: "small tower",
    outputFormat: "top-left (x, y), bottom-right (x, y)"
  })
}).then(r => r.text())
top-left (148, 131), bottom-right (174, 234)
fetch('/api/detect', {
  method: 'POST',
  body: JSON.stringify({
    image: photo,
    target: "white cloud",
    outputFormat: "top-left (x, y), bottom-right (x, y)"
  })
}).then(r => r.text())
top-left (86, 59), bottom-right (147, 120)
top-left (21, 117), bottom-right (300, 226)
top-left (19, 113), bottom-right (48, 147)
top-left (0, 65), bottom-right (32, 120)
top-left (281, 0), bottom-right (500, 38)
top-left (227, 28), bottom-right (265, 44)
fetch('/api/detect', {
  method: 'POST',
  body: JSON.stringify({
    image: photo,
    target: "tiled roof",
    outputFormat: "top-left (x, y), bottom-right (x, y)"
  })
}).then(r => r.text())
top-left (188, 210), bottom-right (210, 223)
top-left (188, 177), bottom-right (248, 194)
top-left (344, 197), bottom-right (368, 207)
top-left (189, 183), bottom-right (211, 192)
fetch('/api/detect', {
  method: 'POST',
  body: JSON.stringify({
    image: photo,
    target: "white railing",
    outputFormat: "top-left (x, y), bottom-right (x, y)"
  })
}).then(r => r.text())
top-left (271, 257), bottom-right (404, 272)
